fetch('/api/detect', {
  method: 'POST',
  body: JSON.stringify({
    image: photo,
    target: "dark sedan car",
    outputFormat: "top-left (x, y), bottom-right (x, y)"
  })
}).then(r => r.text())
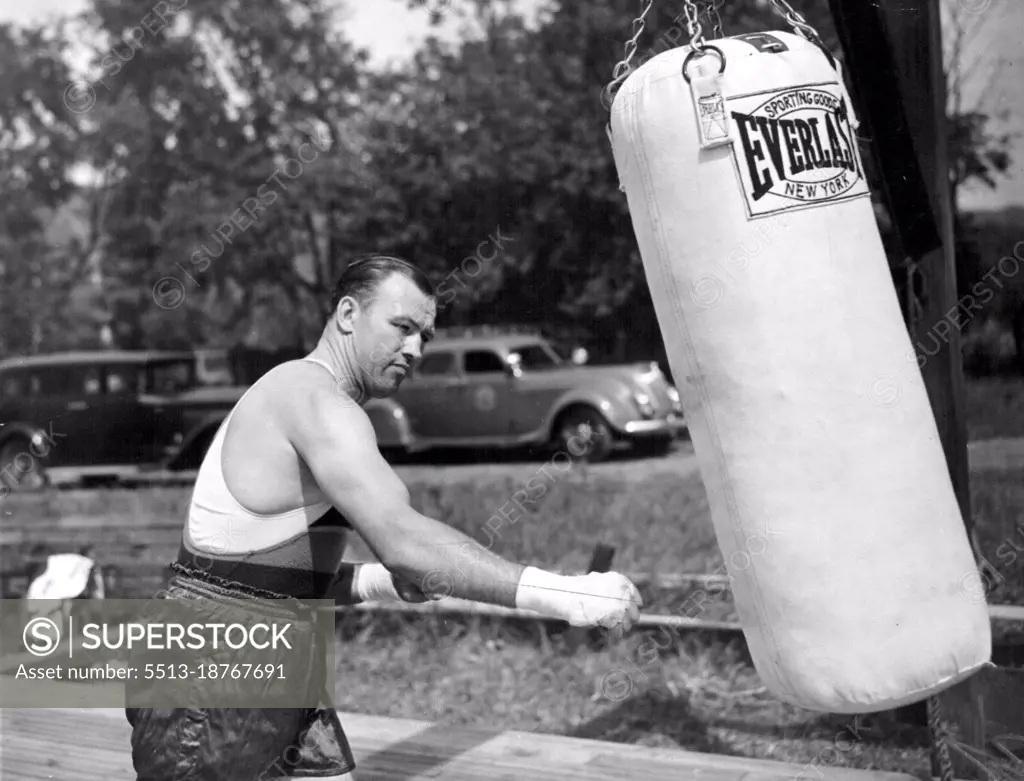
top-left (0, 350), bottom-right (245, 492)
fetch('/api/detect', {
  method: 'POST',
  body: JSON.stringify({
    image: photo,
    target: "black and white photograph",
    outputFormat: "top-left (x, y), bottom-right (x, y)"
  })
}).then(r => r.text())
top-left (0, 1), bottom-right (1022, 779)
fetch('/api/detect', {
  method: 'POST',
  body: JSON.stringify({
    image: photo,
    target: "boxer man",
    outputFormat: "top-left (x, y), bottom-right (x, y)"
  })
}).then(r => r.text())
top-left (126, 254), bottom-right (642, 780)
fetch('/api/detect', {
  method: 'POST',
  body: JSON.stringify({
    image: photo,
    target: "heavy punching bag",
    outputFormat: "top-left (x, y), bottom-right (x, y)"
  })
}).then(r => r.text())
top-left (606, 16), bottom-right (991, 713)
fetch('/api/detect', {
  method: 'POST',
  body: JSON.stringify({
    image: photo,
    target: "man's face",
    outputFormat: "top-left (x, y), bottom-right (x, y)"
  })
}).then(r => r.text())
top-left (348, 272), bottom-right (436, 399)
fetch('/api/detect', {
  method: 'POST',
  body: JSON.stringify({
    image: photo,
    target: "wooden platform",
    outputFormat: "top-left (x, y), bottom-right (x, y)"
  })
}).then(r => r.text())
top-left (0, 705), bottom-right (924, 781)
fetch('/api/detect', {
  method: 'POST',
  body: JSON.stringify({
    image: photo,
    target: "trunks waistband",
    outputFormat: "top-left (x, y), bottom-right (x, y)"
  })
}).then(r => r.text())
top-left (173, 548), bottom-right (339, 600)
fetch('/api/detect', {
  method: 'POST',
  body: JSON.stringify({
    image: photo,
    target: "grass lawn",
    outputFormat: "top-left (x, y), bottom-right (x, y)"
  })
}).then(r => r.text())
top-left (333, 618), bottom-right (935, 777)
top-left (967, 375), bottom-right (1024, 440)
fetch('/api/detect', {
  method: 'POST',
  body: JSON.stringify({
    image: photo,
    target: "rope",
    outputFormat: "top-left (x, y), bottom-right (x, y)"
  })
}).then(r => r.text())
top-left (927, 695), bottom-right (956, 781)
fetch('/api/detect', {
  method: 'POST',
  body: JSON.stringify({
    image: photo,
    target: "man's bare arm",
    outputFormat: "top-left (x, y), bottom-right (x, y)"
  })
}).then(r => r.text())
top-left (290, 392), bottom-right (525, 607)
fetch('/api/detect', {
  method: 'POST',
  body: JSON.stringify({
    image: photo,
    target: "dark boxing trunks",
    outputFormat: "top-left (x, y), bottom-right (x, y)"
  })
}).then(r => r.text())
top-left (126, 704), bottom-right (354, 780)
top-left (124, 571), bottom-right (355, 780)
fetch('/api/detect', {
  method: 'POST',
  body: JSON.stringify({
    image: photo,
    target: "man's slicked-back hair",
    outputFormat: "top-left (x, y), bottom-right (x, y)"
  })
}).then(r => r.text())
top-left (329, 254), bottom-right (433, 314)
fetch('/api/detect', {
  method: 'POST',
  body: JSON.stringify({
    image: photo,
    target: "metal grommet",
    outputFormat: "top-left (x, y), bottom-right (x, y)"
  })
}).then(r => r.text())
top-left (600, 83), bottom-right (618, 111)
top-left (681, 44), bottom-right (727, 84)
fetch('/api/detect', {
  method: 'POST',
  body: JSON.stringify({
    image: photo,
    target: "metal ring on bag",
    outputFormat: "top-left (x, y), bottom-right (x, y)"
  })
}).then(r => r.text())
top-left (681, 45), bottom-right (726, 84)
top-left (600, 83), bottom-right (618, 112)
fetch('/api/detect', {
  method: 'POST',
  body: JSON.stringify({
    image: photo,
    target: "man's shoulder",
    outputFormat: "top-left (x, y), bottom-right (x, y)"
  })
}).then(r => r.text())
top-left (254, 359), bottom-right (336, 396)
top-left (260, 361), bottom-right (374, 434)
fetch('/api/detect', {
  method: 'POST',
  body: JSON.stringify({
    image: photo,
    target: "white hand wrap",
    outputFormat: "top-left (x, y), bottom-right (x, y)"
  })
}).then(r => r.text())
top-left (353, 563), bottom-right (403, 603)
top-left (513, 566), bottom-right (578, 622)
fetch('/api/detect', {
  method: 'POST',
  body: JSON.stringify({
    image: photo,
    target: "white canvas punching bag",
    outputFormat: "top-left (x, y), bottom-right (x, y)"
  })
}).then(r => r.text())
top-left (608, 31), bottom-right (991, 713)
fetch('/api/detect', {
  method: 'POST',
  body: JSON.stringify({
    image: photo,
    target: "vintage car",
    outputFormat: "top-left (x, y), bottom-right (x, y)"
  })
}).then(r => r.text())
top-left (365, 331), bottom-right (686, 462)
top-left (0, 350), bottom-right (247, 492)
top-left (0, 335), bottom-right (685, 491)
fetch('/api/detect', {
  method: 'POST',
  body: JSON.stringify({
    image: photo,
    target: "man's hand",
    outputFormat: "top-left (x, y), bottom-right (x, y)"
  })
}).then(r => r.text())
top-left (391, 572), bottom-right (430, 603)
top-left (515, 568), bottom-right (643, 635)
top-left (563, 571), bottom-right (643, 631)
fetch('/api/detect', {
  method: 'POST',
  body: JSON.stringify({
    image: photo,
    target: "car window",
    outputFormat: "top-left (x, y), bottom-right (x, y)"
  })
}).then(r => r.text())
top-left (146, 359), bottom-right (196, 394)
top-left (463, 350), bottom-right (507, 374)
top-left (416, 352), bottom-right (457, 376)
top-left (106, 366), bottom-right (140, 394)
top-left (82, 366), bottom-right (102, 395)
top-left (507, 343), bottom-right (561, 370)
top-left (27, 367), bottom-right (76, 397)
top-left (0, 371), bottom-right (24, 399)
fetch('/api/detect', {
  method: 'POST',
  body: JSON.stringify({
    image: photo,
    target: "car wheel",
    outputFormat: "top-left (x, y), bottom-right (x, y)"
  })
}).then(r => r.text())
top-left (555, 407), bottom-right (614, 463)
top-left (0, 437), bottom-right (48, 493)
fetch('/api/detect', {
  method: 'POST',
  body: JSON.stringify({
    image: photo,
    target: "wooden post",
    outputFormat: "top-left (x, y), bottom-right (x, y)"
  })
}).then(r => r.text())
top-left (873, 16), bottom-right (984, 778)
top-left (826, 3), bottom-right (985, 778)
top-left (825, 0), bottom-right (974, 542)
top-left (876, 0), bottom-right (974, 547)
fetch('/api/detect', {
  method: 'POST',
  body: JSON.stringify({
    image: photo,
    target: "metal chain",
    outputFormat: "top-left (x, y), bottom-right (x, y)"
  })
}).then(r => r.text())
top-left (707, 0), bottom-right (725, 40)
top-left (927, 696), bottom-right (957, 781)
top-left (602, 0), bottom-right (656, 109)
top-left (602, 0), bottom-right (725, 110)
top-left (682, 0), bottom-right (709, 52)
top-left (766, 0), bottom-right (824, 46)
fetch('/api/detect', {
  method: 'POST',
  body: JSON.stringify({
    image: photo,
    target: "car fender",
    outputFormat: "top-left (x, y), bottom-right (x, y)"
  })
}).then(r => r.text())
top-left (364, 398), bottom-right (419, 450)
top-left (163, 412), bottom-right (228, 469)
top-left (546, 381), bottom-right (636, 437)
top-left (0, 421), bottom-right (58, 459)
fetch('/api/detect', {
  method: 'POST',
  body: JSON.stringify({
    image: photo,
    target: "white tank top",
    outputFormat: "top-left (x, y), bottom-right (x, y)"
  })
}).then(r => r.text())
top-left (185, 358), bottom-right (335, 555)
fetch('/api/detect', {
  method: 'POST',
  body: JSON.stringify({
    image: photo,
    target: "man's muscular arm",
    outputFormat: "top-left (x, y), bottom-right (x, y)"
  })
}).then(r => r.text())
top-left (291, 391), bottom-right (526, 607)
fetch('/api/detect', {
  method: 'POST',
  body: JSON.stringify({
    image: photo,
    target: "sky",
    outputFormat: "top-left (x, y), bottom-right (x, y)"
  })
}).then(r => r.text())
top-left (2, 0), bottom-right (1022, 212)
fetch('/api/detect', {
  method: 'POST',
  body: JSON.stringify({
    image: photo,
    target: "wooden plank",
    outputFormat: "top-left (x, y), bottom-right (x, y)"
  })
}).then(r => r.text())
top-left (1, 707), bottom-right (925, 781)
top-left (1, 709), bottom-right (135, 780)
top-left (988, 604), bottom-right (1024, 623)
top-left (341, 595), bottom-right (743, 632)
top-left (343, 597), bottom-right (1021, 631)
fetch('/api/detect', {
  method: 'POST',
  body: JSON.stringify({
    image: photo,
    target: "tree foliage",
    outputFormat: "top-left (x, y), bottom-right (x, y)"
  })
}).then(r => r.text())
top-left (0, 0), bottom-right (1017, 368)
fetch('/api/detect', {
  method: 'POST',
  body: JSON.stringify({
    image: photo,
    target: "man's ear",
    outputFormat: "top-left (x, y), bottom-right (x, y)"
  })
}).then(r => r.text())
top-left (334, 296), bottom-right (360, 334)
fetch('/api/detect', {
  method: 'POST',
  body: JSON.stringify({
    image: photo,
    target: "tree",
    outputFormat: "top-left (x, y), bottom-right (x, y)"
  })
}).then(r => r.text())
top-left (63, 0), bottom-right (370, 349)
top-left (0, 22), bottom-right (101, 356)
top-left (378, 0), bottom-right (842, 360)
top-left (941, 0), bottom-right (1015, 206)
top-left (939, 0), bottom-right (1023, 367)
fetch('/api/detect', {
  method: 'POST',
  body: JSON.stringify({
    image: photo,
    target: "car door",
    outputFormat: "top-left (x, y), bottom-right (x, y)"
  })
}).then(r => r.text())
top-left (504, 342), bottom-right (570, 436)
top-left (23, 364), bottom-right (102, 467)
top-left (448, 349), bottom-right (513, 440)
top-left (100, 362), bottom-right (155, 464)
top-left (396, 350), bottom-right (464, 440)
top-left (73, 363), bottom-right (135, 466)
top-left (0, 367), bottom-right (29, 426)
